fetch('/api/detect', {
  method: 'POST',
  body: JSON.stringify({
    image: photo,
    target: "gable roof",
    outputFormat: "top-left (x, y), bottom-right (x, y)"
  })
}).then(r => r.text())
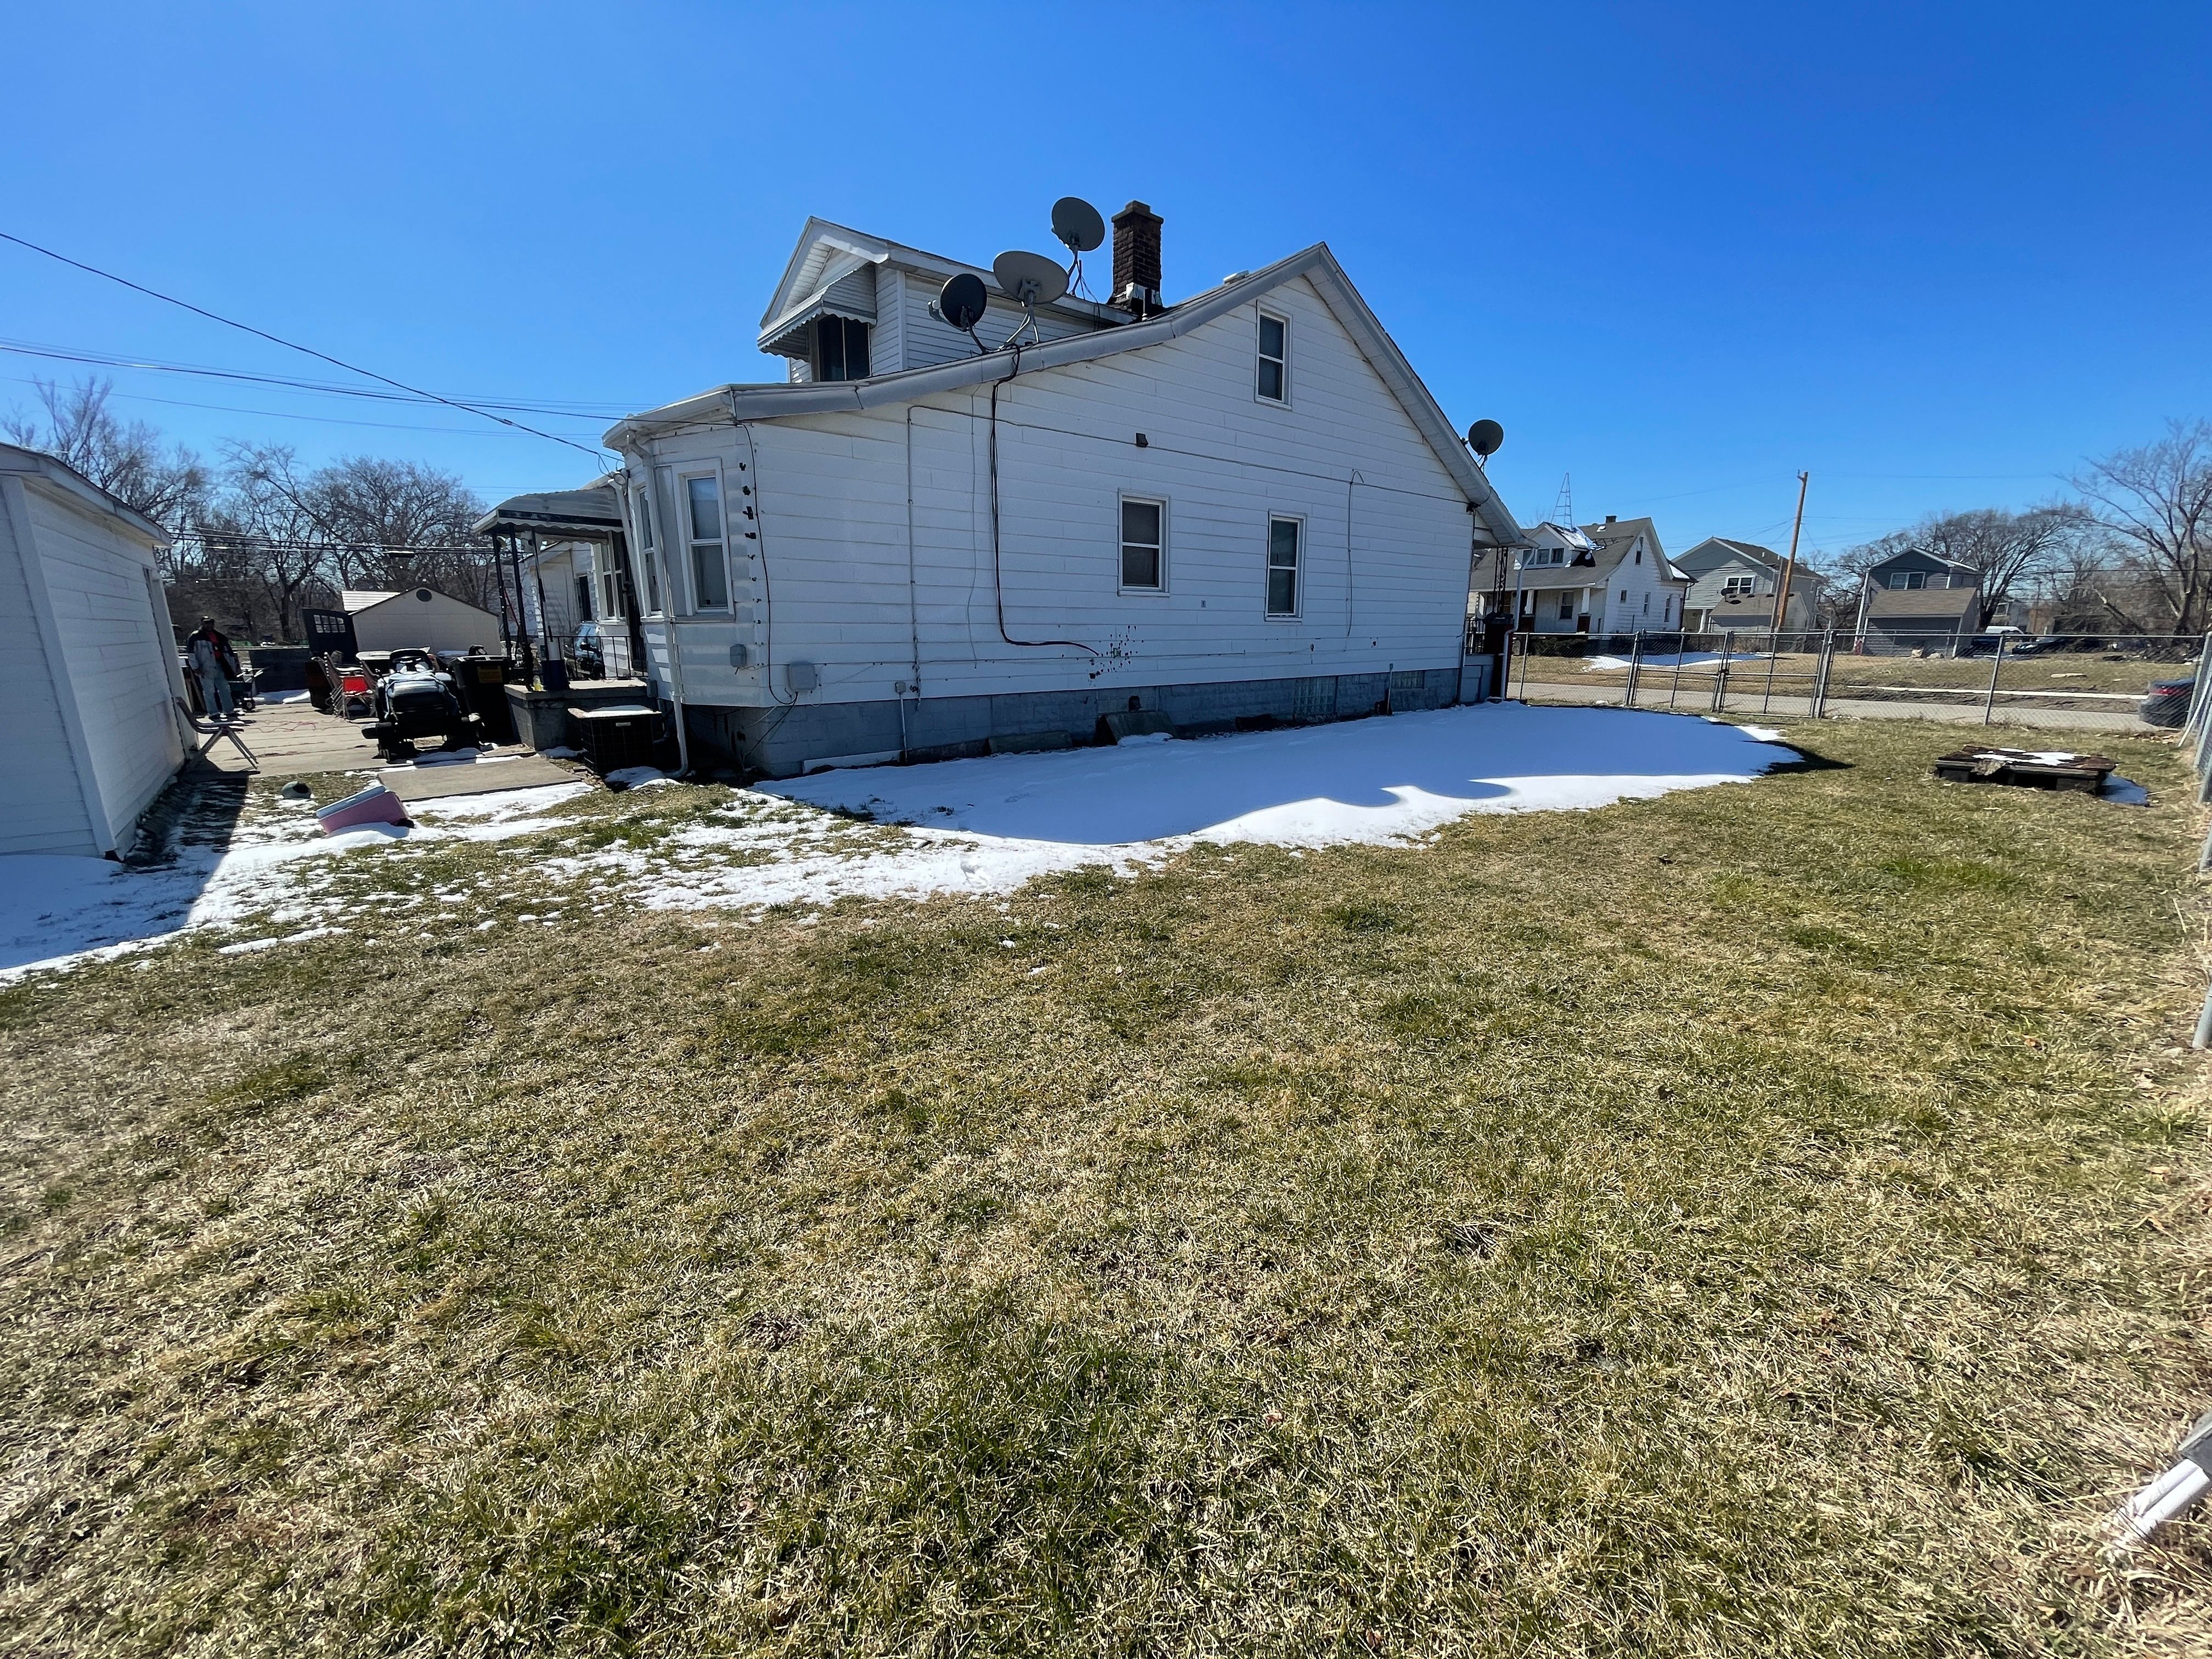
top-left (612, 242), bottom-right (1525, 549)
top-left (760, 216), bottom-right (1123, 338)
top-left (1868, 546), bottom-right (1977, 577)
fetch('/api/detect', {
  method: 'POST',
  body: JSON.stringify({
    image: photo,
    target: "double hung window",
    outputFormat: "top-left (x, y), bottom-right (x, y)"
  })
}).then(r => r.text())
top-left (1721, 574), bottom-right (1755, 597)
top-left (686, 475), bottom-right (730, 610)
top-left (595, 546), bottom-right (623, 620)
top-left (1120, 498), bottom-right (1164, 590)
top-left (1266, 515), bottom-right (1301, 616)
top-left (1256, 312), bottom-right (1288, 402)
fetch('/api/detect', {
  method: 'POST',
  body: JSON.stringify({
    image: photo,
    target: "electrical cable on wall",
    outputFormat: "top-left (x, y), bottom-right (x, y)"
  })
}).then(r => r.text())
top-left (988, 344), bottom-right (1098, 659)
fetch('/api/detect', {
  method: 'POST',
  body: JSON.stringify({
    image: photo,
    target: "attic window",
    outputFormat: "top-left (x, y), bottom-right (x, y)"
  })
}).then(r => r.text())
top-left (1889, 571), bottom-right (1926, 590)
top-left (1721, 575), bottom-right (1755, 597)
top-left (1256, 312), bottom-right (1288, 403)
top-left (812, 316), bottom-right (871, 382)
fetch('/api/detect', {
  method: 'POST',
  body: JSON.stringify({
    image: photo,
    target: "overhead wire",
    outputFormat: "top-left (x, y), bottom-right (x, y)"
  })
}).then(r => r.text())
top-left (0, 229), bottom-right (612, 461)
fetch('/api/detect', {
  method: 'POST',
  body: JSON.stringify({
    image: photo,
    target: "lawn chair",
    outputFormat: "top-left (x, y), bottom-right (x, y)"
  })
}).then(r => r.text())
top-left (173, 696), bottom-right (259, 771)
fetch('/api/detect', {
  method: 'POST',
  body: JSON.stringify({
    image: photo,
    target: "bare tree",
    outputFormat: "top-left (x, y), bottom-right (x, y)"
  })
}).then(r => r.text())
top-left (183, 442), bottom-right (343, 639)
top-left (302, 456), bottom-right (490, 601)
top-left (2073, 419), bottom-right (2212, 633)
top-left (2, 377), bottom-right (209, 529)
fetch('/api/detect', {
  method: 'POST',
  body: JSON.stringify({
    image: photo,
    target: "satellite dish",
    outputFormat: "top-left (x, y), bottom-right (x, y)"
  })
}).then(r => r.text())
top-left (992, 250), bottom-right (1069, 308)
top-left (1050, 196), bottom-right (1106, 255)
top-left (1467, 419), bottom-right (1505, 458)
top-left (938, 272), bottom-right (987, 332)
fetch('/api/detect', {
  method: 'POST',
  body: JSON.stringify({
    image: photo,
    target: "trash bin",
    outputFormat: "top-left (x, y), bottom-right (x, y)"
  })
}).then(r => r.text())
top-left (437, 652), bottom-right (517, 744)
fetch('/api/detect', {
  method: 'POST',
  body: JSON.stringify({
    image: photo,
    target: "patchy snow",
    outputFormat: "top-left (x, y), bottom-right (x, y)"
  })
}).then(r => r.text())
top-left (604, 766), bottom-right (676, 790)
top-left (0, 707), bottom-right (1795, 982)
top-left (1582, 650), bottom-right (1768, 672)
top-left (1973, 749), bottom-right (2084, 765)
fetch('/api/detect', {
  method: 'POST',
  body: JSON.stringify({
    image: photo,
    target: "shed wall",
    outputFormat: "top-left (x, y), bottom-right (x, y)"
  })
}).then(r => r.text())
top-left (0, 482), bottom-right (102, 855)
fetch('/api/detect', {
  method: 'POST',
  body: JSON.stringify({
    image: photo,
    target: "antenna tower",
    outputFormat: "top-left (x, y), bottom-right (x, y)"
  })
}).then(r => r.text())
top-left (1551, 473), bottom-right (1574, 529)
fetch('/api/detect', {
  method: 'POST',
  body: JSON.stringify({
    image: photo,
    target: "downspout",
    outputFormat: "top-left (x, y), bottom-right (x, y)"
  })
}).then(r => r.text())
top-left (905, 407), bottom-right (923, 745)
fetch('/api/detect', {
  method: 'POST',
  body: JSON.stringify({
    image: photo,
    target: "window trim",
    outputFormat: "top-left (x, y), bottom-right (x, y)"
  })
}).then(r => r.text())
top-left (1265, 511), bottom-right (1304, 618)
top-left (630, 485), bottom-right (664, 617)
top-left (679, 466), bottom-right (732, 614)
top-left (1118, 493), bottom-right (1168, 594)
top-left (1255, 308), bottom-right (1290, 406)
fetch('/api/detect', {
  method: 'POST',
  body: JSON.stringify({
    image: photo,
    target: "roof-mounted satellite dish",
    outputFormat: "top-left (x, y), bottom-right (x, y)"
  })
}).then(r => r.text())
top-left (1467, 419), bottom-right (1505, 458)
top-left (992, 250), bottom-right (1069, 308)
top-left (1050, 196), bottom-right (1106, 255)
top-left (937, 272), bottom-right (987, 332)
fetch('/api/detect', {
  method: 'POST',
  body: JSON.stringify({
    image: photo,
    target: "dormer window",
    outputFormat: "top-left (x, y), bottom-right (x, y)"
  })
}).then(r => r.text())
top-left (1256, 312), bottom-right (1288, 402)
top-left (812, 317), bottom-right (871, 381)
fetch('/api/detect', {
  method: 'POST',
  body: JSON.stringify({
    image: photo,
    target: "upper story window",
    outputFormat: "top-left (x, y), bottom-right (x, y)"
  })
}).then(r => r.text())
top-left (1266, 515), bottom-right (1301, 616)
top-left (1721, 574), bottom-right (1756, 597)
top-left (1121, 498), bottom-right (1164, 590)
top-left (1256, 312), bottom-right (1288, 402)
top-left (630, 487), bottom-right (662, 614)
top-left (685, 474), bottom-right (730, 610)
top-left (1888, 570), bottom-right (1927, 590)
top-left (813, 316), bottom-right (871, 381)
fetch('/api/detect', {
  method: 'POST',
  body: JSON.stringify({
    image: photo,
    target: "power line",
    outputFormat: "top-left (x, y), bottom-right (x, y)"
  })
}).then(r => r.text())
top-left (0, 374), bottom-right (586, 438)
top-left (0, 337), bottom-right (631, 417)
top-left (0, 229), bottom-right (611, 461)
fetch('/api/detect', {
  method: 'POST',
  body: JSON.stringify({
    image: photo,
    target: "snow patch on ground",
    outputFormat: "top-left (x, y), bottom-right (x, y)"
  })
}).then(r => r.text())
top-left (0, 707), bottom-right (1795, 981)
top-left (1582, 650), bottom-right (1768, 672)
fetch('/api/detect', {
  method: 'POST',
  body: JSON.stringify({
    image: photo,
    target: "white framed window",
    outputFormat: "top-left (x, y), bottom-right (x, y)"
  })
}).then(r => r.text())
top-left (1256, 310), bottom-right (1288, 403)
top-left (595, 545), bottom-right (624, 621)
top-left (1889, 570), bottom-right (1926, 590)
top-left (1558, 592), bottom-right (1575, 620)
top-left (1721, 574), bottom-right (1755, 597)
top-left (682, 472), bottom-right (730, 611)
top-left (1120, 495), bottom-right (1165, 591)
top-left (1266, 514), bottom-right (1302, 616)
top-left (574, 572), bottom-right (594, 622)
top-left (629, 487), bottom-right (663, 615)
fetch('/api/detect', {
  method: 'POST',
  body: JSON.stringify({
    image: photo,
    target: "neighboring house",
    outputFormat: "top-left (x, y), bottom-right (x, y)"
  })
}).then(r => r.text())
top-left (0, 442), bottom-right (188, 858)
top-left (597, 202), bottom-right (1524, 777)
top-left (341, 586), bottom-right (502, 654)
top-left (1675, 535), bottom-right (1824, 633)
top-left (1470, 515), bottom-right (1686, 634)
top-left (1855, 549), bottom-right (1982, 652)
top-left (473, 483), bottom-right (642, 678)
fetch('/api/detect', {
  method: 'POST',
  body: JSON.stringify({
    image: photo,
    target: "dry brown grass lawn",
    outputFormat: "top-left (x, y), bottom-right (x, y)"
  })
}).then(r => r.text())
top-left (4, 716), bottom-right (2211, 1656)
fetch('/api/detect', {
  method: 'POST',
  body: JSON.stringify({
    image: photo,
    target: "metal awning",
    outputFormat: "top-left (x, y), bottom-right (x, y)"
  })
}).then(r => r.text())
top-left (473, 484), bottom-right (623, 540)
top-left (759, 294), bottom-right (878, 359)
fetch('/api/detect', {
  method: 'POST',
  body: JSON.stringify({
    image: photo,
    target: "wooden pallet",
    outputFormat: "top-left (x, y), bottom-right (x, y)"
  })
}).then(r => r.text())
top-left (1932, 746), bottom-right (2117, 793)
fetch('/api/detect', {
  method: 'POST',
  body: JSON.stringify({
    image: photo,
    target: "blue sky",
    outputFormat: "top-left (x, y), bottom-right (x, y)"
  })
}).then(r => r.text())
top-left (4, 2), bottom-right (2207, 563)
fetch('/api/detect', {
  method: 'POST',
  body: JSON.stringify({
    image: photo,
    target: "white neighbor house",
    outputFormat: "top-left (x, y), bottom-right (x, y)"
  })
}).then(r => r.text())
top-left (341, 586), bottom-right (503, 654)
top-left (1471, 516), bottom-right (1686, 635)
top-left (600, 204), bottom-right (1525, 777)
top-left (0, 443), bottom-right (188, 857)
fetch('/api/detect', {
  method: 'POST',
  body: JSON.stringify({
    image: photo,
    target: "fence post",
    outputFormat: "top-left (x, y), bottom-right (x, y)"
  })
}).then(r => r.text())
top-left (1668, 633), bottom-right (1685, 709)
top-left (1982, 635), bottom-right (2007, 725)
top-left (1812, 630), bottom-right (1835, 718)
top-left (1711, 635), bottom-right (1731, 714)
top-left (2186, 632), bottom-right (2212, 754)
top-left (1624, 632), bottom-right (1644, 708)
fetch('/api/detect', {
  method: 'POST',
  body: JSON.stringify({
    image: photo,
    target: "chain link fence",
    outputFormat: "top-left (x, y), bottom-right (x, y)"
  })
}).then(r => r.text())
top-left (1494, 630), bottom-right (2211, 731)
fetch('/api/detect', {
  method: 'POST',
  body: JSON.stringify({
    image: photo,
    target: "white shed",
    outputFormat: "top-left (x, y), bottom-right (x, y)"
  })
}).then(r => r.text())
top-left (0, 443), bottom-right (188, 857)
top-left (342, 586), bottom-right (502, 654)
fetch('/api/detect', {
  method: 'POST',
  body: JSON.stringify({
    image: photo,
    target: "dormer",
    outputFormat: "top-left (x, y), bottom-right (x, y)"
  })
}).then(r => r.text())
top-left (757, 217), bottom-right (1127, 383)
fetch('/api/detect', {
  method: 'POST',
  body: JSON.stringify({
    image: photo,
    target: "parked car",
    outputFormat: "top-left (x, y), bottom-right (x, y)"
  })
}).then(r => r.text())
top-left (570, 622), bottom-right (607, 679)
top-left (2141, 675), bottom-right (2195, 727)
top-left (2012, 634), bottom-right (2109, 656)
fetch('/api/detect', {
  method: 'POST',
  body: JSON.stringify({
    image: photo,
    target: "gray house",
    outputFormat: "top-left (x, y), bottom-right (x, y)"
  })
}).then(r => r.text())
top-left (1676, 537), bottom-right (1822, 633)
top-left (1856, 549), bottom-right (1982, 652)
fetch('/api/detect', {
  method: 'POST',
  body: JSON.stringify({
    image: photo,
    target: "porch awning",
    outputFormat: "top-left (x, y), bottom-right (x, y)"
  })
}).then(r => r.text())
top-left (473, 484), bottom-right (623, 540)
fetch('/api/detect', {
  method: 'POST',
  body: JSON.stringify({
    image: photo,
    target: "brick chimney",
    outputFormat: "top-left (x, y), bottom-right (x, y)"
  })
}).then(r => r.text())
top-left (1111, 200), bottom-right (1163, 315)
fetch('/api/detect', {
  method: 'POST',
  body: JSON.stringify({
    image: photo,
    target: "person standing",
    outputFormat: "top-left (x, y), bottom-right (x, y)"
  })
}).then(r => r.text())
top-left (187, 617), bottom-right (238, 718)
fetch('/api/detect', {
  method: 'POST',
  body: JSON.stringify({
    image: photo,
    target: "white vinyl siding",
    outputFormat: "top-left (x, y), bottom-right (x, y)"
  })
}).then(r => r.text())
top-left (631, 272), bottom-right (1471, 707)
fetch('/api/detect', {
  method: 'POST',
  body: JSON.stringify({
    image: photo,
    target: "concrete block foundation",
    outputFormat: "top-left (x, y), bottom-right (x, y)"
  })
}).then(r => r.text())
top-left (679, 662), bottom-right (1488, 779)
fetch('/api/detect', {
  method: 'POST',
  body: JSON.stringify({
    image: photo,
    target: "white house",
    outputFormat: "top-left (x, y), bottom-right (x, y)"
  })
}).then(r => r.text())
top-left (0, 443), bottom-right (188, 857)
top-left (342, 586), bottom-right (503, 654)
top-left (1472, 515), bottom-right (1686, 635)
top-left (600, 202), bottom-right (1525, 777)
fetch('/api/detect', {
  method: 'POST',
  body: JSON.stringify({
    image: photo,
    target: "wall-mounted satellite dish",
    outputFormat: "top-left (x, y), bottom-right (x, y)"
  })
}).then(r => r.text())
top-left (1466, 419), bottom-right (1505, 458)
top-left (938, 272), bottom-right (987, 332)
top-left (1050, 196), bottom-right (1106, 255)
top-left (992, 250), bottom-right (1069, 308)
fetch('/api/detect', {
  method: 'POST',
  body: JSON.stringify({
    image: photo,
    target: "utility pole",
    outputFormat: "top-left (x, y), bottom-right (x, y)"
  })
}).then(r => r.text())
top-left (1773, 471), bottom-right (1810, 648)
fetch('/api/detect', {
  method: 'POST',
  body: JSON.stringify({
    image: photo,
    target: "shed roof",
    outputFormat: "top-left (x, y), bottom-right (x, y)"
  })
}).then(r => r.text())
top-left (611, 242), bottom-right (1525, 549)
top-left (0, 442), bottom-right (170, 545)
